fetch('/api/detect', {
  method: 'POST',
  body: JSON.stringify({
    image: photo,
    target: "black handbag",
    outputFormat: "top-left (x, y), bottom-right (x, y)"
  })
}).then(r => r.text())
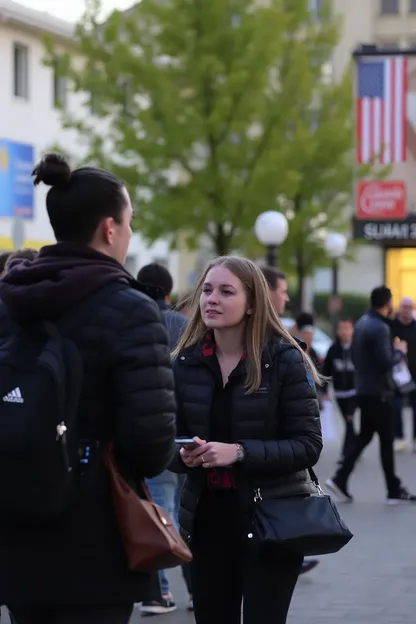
top-left (250, 468), bottom-right (353, 557)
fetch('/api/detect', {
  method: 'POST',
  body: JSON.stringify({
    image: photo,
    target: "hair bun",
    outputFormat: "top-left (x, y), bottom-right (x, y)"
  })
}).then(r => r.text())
top-left (32, 153), bottom-right (72, 188)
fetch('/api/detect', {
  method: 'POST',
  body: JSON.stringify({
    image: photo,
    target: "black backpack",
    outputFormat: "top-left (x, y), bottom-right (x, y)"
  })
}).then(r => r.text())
top-left (0, 281), bottom-right (126, 525)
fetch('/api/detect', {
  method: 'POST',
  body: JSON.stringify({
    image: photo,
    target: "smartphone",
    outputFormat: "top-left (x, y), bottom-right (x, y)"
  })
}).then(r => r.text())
top-left (175, 437), bottom-right (202, 451)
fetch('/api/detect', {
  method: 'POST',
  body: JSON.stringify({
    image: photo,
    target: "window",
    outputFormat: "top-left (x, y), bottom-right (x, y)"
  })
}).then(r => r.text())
top-left (308, 0), bottom-right (326, 19)
top-left (52, 61), bottom-right (67, 110)
top-left (410, 0), bottom-right (416, 13)
top-left (13, 43), bottom-right (29, 99)
top-left (380, 0), bottom-right (399, 14)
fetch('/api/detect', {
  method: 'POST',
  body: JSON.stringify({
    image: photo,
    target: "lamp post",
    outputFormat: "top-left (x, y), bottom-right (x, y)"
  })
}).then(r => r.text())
top-left (324, 232), bottom-right (348, 338)
top-left (254, 211), bottom-right (289, 267)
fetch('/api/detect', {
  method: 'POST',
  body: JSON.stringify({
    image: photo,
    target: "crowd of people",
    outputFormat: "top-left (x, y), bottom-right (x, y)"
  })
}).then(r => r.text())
top-left (0, 153), bottom-right (414, 624)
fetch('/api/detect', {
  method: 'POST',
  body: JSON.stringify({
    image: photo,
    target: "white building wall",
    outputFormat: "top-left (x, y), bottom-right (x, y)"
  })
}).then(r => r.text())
top-left (0, 4), bottom-right (181, 288)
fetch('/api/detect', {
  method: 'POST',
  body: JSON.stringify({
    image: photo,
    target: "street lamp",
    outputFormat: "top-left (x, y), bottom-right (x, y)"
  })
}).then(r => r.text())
top-left (254, 211), bottom-right (289, 267)
top-left (324, 232), bottom-right (348, 337)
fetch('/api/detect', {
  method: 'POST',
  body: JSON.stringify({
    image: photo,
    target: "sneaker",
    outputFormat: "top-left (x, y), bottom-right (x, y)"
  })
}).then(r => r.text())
top-left (140, 595), bottom-right (177, 616)
top-left (299, 559), bottom-right (319, 575)
top-left (325, 478), bottom-right (354, 503)
top-left (187, 595), bottom-right (194, 611)
top-left (387, 487), bottom-right (416, 505)
top-left (394, 439), bottom-right (407, 452)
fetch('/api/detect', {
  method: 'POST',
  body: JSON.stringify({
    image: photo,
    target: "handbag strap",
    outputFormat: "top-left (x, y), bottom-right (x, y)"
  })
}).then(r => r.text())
top-left (308, 466), bottom-right (320, 487)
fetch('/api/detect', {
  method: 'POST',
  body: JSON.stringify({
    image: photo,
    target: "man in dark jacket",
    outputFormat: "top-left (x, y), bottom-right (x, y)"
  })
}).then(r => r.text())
top-left (137, 263), bottom-right (191, 615)
top-left (391, 297), bottom-right (416, 451)
top-left (326, 286), bottom-right (416, 504)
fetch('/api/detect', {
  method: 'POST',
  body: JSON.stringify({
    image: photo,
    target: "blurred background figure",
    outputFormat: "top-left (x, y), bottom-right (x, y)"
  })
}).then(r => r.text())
top-left (0, 253), bottom-right (12, 278)
top-left (322, 318), bottom-right (357, 464)
top-left (391, 297), bottom-right (416, 452)
top-left (136, 263), bottom-right (192, 615)
top-left (293, 312), bottom-right (321, 369)
top-left (326, 287), bottom-right (416, 504)
top-left (4, 248), bottom-right (38, 272)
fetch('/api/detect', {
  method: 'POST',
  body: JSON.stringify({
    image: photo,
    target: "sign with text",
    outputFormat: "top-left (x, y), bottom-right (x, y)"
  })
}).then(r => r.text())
top-left (353, 217), bottom-right (416, 241)
top-left (353, 53), bottom-right (416, 240)
top-left (356, 180), bottom-right (406, 220)
top-left (0, 139), bottom-right (34, 219)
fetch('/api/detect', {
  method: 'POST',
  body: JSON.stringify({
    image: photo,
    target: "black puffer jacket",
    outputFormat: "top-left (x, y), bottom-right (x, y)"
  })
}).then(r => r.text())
top-left (352, 309), bottom-right (403, 397)
top-left (0, 243), bottom-right (176, 607)
top-left (171, 336), bottom-right (322, 544)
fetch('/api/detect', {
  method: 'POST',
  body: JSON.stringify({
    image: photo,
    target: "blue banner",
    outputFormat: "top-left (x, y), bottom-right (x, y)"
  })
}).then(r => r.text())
top-left (0, 139), bottom-right (34, 219)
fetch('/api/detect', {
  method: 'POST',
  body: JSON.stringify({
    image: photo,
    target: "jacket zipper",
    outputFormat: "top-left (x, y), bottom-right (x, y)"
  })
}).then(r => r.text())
top-left (56, 422), bottom-right (72, 473)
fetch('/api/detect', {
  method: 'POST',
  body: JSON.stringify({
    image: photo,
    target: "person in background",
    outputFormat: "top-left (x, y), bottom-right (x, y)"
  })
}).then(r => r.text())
top-left (322, 318), bottom-right (357, 464)
top-left (391, 297), bottom-right (416, 452)
top-left (293, 312), bottom-right (320, 368)
top-left (171, 256), bottom-right (322, 624)
top-left (0, 253), bottom-right (12, 277)
top-left (260, 268), bottom-right (319, 575)
top-left (326, 286), bottom-right (416, 504)
top-left (4, 248), bottom-right (38, 272)
top-left (137, 263), bottom-right (192, 615)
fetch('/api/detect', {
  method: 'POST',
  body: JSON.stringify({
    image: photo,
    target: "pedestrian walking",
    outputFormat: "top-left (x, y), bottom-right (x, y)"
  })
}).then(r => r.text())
top-left (136, 263), bottom-right (192, 615)
top-left (170, 256), bottom-right (323, 624)
top-left (322, 318), bottom-right (357, 463)
top-left (326, 286), bottom-right (416, 504)
top-left (391, 297), bottom-right (416, 452)
top-left (0, 153), bottom-right (177, 624)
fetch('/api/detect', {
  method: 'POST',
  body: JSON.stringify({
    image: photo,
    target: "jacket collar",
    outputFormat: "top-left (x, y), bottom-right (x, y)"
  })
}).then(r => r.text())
top-left (177, 332), bottom-right (295, 367)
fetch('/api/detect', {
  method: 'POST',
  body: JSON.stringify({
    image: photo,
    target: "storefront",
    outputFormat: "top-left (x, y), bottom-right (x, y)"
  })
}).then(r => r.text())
top-left (353, 45), bottom-right (416, 306)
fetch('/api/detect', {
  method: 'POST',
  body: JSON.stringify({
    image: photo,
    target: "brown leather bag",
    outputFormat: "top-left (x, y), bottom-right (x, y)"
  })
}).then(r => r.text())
top-left (105, 446), bottom-right (192, 572)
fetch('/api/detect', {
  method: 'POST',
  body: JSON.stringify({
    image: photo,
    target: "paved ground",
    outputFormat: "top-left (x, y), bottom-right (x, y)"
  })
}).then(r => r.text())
top-left (3, 409), bottom-right (416, 623)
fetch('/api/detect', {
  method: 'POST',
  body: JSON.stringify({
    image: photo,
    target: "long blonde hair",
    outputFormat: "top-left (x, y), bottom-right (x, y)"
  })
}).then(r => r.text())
top-left (173, 256), bottom-right (323, 393)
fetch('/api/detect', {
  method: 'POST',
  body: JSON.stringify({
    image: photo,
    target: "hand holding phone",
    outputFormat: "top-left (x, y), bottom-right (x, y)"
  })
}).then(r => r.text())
top-left (175, 437), bottom-right (202, 451)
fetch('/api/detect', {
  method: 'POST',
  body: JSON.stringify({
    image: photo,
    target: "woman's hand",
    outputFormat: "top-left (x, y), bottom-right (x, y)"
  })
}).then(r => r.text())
top-left (179, 437), bottom-right (207, 467)
top-left (183, 441), bottom-right (239, 469)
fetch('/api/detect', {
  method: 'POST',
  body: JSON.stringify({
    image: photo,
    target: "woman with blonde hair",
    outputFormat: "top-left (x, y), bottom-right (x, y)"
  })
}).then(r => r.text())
top-left (171, 256), bottom-right (323, 624)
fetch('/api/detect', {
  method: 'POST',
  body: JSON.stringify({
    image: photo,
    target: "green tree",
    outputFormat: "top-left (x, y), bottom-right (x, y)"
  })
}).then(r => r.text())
top-left (47, 0), bottom-right (359, 263)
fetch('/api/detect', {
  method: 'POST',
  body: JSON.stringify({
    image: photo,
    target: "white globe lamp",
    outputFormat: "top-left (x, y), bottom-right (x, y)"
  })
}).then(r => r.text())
top-left (254, 211), bottom-right (289, 267)
top-left (324, 232), bottom-right (348, 260)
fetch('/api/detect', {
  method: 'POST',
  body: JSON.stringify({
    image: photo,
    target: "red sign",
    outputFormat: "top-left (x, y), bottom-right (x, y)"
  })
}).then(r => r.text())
top-left (357, 181), bottom-right (406, 220)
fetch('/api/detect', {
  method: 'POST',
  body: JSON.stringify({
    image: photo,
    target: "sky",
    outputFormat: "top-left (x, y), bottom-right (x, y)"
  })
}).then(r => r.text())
top-left (16, 0), bottom-right (135, 22)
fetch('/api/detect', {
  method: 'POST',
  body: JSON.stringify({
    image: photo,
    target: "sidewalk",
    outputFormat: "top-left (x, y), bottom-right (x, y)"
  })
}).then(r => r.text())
top-left (3, 410), bottom-right (416, 624)
top-left (130, 407), bottom-right (416, 624)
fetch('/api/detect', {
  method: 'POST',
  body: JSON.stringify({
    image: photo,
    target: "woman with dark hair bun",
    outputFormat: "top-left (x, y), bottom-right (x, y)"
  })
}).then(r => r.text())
top-left (0, 154), bottom-right (177, 624)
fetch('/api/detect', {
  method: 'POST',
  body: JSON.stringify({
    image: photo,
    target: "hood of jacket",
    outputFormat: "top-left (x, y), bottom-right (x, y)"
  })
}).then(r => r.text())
top-left (0, 242), bottom-right (135, 323)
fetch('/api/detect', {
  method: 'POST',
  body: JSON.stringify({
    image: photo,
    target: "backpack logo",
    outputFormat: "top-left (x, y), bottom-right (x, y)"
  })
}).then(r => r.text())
top-left (3, 387), bottom-right (24, 404)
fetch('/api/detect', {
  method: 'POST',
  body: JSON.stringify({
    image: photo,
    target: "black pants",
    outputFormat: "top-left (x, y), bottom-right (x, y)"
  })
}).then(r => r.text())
top-left (191, 491), bottom-right (302, 624)
top-left (335, 395), bottom-right (401, 496)
top-left (335, 396), bottom-right (357, 459)
top-left (8, 604), bottom-right (133, 624)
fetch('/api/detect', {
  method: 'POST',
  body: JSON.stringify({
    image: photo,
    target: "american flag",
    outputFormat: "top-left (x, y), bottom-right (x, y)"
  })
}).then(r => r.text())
top-left (357, 57), bottom-right (407, 164)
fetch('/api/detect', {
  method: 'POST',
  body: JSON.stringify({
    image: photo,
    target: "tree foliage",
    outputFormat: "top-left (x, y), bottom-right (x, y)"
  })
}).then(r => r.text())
top-left (46, 0), bottom-right (376, 268)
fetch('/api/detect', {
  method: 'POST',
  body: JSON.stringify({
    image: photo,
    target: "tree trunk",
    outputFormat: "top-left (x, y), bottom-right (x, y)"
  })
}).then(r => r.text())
top-left (295, 248), bottom-right (306, 313)
top-left (213, 222), bottom-right (232, 256)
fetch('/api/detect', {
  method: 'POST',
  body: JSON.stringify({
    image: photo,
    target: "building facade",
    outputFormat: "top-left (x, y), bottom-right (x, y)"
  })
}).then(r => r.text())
top-left (314, 0), bottom-right (416, 302)
top-left (0, 0), bottom-right (194, 291)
